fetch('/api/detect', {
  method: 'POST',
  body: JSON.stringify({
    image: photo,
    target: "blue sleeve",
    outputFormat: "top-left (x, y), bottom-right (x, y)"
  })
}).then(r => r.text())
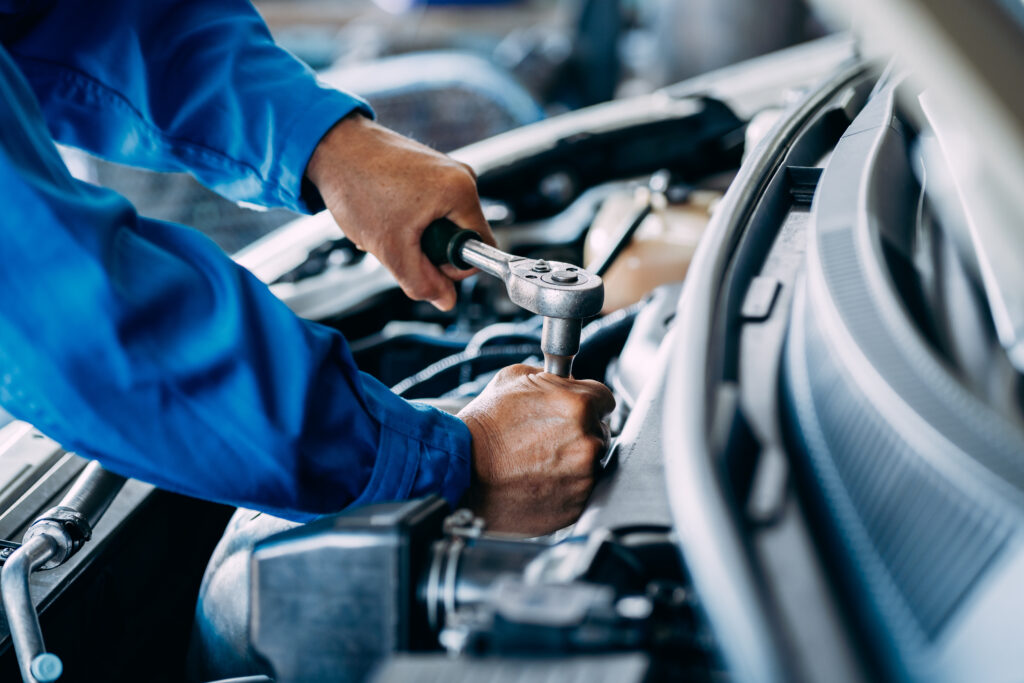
top-left (2, 0), bottom-right (370, 213)
top-left (0, 46), bottom-right (470, 522)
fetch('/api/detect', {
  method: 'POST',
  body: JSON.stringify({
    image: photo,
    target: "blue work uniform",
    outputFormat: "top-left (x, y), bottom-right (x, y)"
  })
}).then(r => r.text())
top-left (0, 0), bottom-right (471, 521)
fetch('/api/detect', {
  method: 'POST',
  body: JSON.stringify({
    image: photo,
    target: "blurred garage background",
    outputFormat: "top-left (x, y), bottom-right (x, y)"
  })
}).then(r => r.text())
top-left (62, 0), bottom-right (829, 255)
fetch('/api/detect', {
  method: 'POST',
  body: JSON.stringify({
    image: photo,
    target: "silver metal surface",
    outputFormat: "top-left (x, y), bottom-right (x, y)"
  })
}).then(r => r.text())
top-left (20, 462), bottom-right (126, 571)
top-left (918, 92), bottom-right (1024, 373)
top-left (459, 241), bottom-right (517, 279)
top-left (0, 424), bottom-right (68, 517)
top-left (662, 62), bottom-right (872, 683)
top-left (454, 238), bottom-right (603, 377)
top-left (1, 462), bottom-right (126, 681)
top-left (550, 271), bottom-right (579, 284)
top-left (816, 0), bottom-right (1024, 372)
top-left (426, 540), bottom-right (445, 632)
top-left (442, 538), bottom-right (464, 629)
top-left (56, 461), bottom-right (125, 530)
top-left (541, 317), bottom-right (582, 377)
top-left (1, 534), bottom-right (59, 683)
top-left (458, 238), bottom-right (603, 319)
top-left (425, 535), bottom-right (550, 636)
top-left (539, 317), bottom-right (583, 357)
top-left (543, 355), bottom-right (573, 378)
top-left (20, 520), bottom-right (74, 572)
top-left (0, 476), bottom-right (152, 656)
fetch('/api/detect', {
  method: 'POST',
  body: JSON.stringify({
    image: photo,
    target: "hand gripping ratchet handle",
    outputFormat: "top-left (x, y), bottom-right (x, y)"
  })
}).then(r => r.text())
top-left (421, 219), bottom-right (604, 377)
top-left (421, 218), bottom-right (479, 271)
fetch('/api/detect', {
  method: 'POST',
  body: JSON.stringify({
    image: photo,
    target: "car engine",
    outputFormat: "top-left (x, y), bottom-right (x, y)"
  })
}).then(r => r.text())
top-left (1, 0), bottom-right (1023, 679)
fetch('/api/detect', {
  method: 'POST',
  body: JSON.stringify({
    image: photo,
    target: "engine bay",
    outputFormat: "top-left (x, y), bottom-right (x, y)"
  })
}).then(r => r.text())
top-left (2, 17), bottom-right (1024, 681)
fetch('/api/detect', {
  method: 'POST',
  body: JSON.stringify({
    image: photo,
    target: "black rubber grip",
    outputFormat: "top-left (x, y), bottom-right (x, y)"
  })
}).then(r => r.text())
top-left (421, 218), bottom-right (479, 270)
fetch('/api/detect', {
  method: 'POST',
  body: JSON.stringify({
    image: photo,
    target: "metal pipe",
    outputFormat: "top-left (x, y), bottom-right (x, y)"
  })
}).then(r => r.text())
top-left (56, 461), bottom-right (125, 530)
top-left (22, 462), bottom-right (126, 571)
top-left (1, 462), bottom-right (125, 682)
top-left (1, 534), bottom-right (60, 683)
top-left (423, 536), bottom-right (548, 632)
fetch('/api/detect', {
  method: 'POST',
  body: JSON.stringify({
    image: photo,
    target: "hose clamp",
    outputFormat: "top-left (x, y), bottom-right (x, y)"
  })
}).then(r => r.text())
top-left (22, 507), bottom-right (92, 570)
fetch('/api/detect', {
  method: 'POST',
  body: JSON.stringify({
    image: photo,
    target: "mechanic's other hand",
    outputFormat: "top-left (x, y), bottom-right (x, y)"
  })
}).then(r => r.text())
top-left (457, 365), bottom-right (615, 536)
top-left (305, 113), bottom-right (495, 311)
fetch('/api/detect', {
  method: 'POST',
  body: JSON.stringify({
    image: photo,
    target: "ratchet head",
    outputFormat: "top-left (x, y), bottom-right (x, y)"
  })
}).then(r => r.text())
top-left (504, 257), bottom-right (603, 320)
top-left (422, 219), bottom-right (604, 377)
top-left (422, 219), bottom-right (604, 319)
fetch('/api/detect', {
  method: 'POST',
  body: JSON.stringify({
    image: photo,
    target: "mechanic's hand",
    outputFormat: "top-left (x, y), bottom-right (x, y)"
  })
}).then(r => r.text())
top-left (305, 112), bottom-right (495, 311)
top-left (457, 365), bottom-right (615, 536)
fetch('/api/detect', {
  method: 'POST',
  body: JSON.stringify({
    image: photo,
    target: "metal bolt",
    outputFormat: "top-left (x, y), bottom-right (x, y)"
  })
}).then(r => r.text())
top-left (531, 260), bottom-right (551, 273)
top-left (550, 270), bottom-right (579, 284)
top-left (30, 653), bottom-right (62, 682)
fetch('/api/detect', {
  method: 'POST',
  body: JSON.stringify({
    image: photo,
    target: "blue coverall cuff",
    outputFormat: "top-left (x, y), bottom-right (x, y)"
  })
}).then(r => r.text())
top-left (348, 374), bottom-right (472, 510)
top-left (349, 410), bottom-right (471, 510)
top-left (275, 88), bottom-right (374, 214)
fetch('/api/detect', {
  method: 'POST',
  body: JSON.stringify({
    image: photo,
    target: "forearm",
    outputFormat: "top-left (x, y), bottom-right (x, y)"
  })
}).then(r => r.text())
top-left (0, 187), bottom-right (470, 520)
top-left (0, 42), bottom-right (469, 518)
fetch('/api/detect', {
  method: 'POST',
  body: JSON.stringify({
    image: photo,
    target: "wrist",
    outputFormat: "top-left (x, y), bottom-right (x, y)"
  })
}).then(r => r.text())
top-left (305, 110), bottom-right (373, 192)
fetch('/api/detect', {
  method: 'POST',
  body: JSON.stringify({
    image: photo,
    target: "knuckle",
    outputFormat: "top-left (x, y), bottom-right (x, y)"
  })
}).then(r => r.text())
top-left (457, 160), bottom-right (478, 181)
top-left (580, 379), bottom-right (612, 399)
top-left (447, 167), bottom-right (478, 195)
top-left (450, 159), bottom-right (475, 179)
top-left (581, 383), bottom-right (615, 413)
top-left (493, 366), bottom-right (516, 383)
top-left (495, 364), bottom-right (532, 383)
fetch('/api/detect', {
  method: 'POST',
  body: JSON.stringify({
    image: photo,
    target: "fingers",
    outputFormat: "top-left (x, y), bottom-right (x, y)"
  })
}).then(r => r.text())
top-left (524, 370), bottom-right (617, 416)
top-left (425, 168), bottom-right (494, 295)
top-left (494, 363), bottom-right (541, 382)
top-left (572, 378), bottom-right (616, 416)
top-left (307, 115), bottom-right (491, 310)
top-left (401, 168), bottom-right (490, 309)
top-left (457, 363), bottom-right (617, 535)
top-left (440, 263), bottom-right (477, 283)
top-left (439, 159), bottom-right (493, 243)
top-left (393, 250), bottom-right (458, 311)
top-left (494, 366), bottom-right (614, 450)
top-left (446, 188), bottom-right (495, 247)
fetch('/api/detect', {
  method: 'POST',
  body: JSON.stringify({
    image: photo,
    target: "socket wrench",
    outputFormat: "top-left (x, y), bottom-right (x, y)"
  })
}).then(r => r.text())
top-left (422, 219), bottom-right (603, 377)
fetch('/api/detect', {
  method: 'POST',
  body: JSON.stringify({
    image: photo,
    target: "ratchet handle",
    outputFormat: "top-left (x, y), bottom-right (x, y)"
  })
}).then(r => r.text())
top-left (421, 218), bottom-right (479, 271)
